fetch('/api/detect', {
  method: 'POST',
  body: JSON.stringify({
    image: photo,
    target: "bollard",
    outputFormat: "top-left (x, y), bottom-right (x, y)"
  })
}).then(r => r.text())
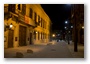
top-left (15, 52), bottom-right (24, 58)
top-left (27, 49), bottom-right (33, 54)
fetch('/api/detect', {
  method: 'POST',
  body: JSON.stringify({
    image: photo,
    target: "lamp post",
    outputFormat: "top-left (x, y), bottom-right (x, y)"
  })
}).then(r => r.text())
top-left (52, 34), bottom-right (55, 40)
top-left (65, 27), bottom-right (67, 29)
top-left (65, 20), bottom-right (70, 44)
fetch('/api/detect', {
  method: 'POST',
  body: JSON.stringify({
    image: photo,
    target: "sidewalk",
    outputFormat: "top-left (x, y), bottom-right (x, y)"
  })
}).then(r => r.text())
top-left (4, 41), bottom-right (76, 58)
top-left (66, 41), bottom-right (84, 58)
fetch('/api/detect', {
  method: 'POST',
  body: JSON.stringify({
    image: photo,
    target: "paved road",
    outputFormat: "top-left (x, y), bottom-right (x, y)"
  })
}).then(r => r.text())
top-left (4, 41), bottom-right (73, 58)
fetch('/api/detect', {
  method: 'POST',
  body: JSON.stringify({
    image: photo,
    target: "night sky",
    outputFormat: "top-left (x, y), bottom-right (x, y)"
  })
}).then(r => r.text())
top-left (41, 4), bottom-right (71, 31)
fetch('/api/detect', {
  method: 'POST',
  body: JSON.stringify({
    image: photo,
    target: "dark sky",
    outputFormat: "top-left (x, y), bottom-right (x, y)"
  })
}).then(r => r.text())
top-left (41, 4), bottom-right (71, 31)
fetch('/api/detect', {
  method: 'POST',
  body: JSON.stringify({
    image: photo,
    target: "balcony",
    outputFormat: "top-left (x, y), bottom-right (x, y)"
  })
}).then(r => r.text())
top-left (24, 15), bottom-right (36, 27)
top-left (4, 7), bottom-right (37, 28)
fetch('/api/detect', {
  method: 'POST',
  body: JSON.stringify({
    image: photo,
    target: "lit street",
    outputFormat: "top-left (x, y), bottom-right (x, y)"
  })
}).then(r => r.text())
top-left (4, 40), bottom-right (84, 58)
top-left (4, 4), bottom-right (84, 58)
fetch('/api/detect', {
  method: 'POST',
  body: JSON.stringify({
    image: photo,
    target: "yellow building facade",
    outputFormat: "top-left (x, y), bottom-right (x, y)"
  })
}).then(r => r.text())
top-left (4, 4), bottom-right (51, 48)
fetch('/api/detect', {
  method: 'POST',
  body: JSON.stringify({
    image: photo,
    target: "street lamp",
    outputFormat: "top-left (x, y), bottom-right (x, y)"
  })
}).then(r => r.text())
top-left (71, 26), bottom-right (73, 28)
top-left (65, 27), bottom-right (67, 29)
top-left (65, 21), bottom-right (68, 24)
top-left (52, 34), bottom-right (56, 41)
top-left (52, 34), bottom-right (55, 37)
top-left (65, 20), bottom-right (70, 44)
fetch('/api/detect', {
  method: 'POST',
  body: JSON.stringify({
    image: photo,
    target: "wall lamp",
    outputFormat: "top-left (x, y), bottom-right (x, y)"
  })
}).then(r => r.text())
top-left (4, 23), bottom-right (16, 31)
top-left (82, 26), bottom-right (84, 29)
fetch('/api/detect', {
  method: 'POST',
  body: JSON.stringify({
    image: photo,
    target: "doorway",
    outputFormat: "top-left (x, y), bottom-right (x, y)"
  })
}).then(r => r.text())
top-left (19, 25), bottom-right (26, 46)
top-left (30, 33), bottom-right (32, 44)
top-left (8, 30), bottom-right (14, 48)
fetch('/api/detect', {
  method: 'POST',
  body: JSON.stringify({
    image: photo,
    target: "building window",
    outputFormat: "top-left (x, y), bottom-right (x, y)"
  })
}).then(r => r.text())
top-left (41, 18), bottom-right (42, 27)
top-left (38, 32), bottom-right (39, 40)
top-left (42, 20), bottom-right (43, 28)
top-left (43, 20), bottom-right (44, 28)
top-left (8, 4), bottom-right (16, 13)
top-left (38, 15), bottom-right (40, 26)
top-left (22, 4), bottom-right (26, 15)
top-left (43, 33), bottom-right (44, 39)
top-left (45, 22), bottom-right (47, 29)
top-left (42, 32), bottom-right (43, 39)
top-left (39, 17), bottom-right (41, 26)
top-left (41, 32), bottom-right (42, 39)
top-left (18, 4), bottom-right (20, 10)
top-left (4, 5), bottom-right (8, 13)
top-left (34, 12), bottom-right (37, 24)
top-left (29, 8), bottom-right (33, 19)
top-left (42, 19), bottom-right (44, 28)
top-left (44, 22), bottom-right (46, 29)
top-left (41, 18), bottom-right (44, 28)
top-left (40, 33), bottom-right (41, 40)
top-left (34, 31), bottom-right (36, 40)
top-left (45, 34), bottom-right (46, 39)
top-left (44, 21), bottom-right (46, 28)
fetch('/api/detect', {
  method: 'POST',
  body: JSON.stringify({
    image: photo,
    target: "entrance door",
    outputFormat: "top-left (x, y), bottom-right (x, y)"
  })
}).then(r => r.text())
top-left (19, 25), bottom-right (26, 46)
top-left (8, 30), bottom-right (14, 48)
top-left (30, 33), bottom-right (32, 44)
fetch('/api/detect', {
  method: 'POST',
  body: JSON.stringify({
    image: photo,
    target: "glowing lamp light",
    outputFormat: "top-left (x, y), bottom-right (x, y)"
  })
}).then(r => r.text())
top-left (65, 21), bottom-right (68, 24)
top-left (69, 31), bottom-right (70, 33)
top-left (71, 26), bottom-right (73, 28)
top-left (36, 32), bottom-right (37, 33)
top-left (82, 26), bottom-right (84, 29)
top-left (65, 27), bottom-right (67, 29)
top-left (52, 34), bottom-right (55, 37)
top-left (10, 23), bottom-right (13, 28)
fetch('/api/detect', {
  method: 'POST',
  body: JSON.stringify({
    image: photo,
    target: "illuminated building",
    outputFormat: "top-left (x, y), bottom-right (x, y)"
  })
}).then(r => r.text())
top-left (4, 4), bottom-right (51, 48)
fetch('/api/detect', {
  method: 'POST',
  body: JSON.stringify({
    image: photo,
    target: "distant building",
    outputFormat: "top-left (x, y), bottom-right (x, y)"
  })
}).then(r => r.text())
top-left (4, 4), bottom-right (51, 48)
top-left (71, 4), bottom-right (84, 44)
